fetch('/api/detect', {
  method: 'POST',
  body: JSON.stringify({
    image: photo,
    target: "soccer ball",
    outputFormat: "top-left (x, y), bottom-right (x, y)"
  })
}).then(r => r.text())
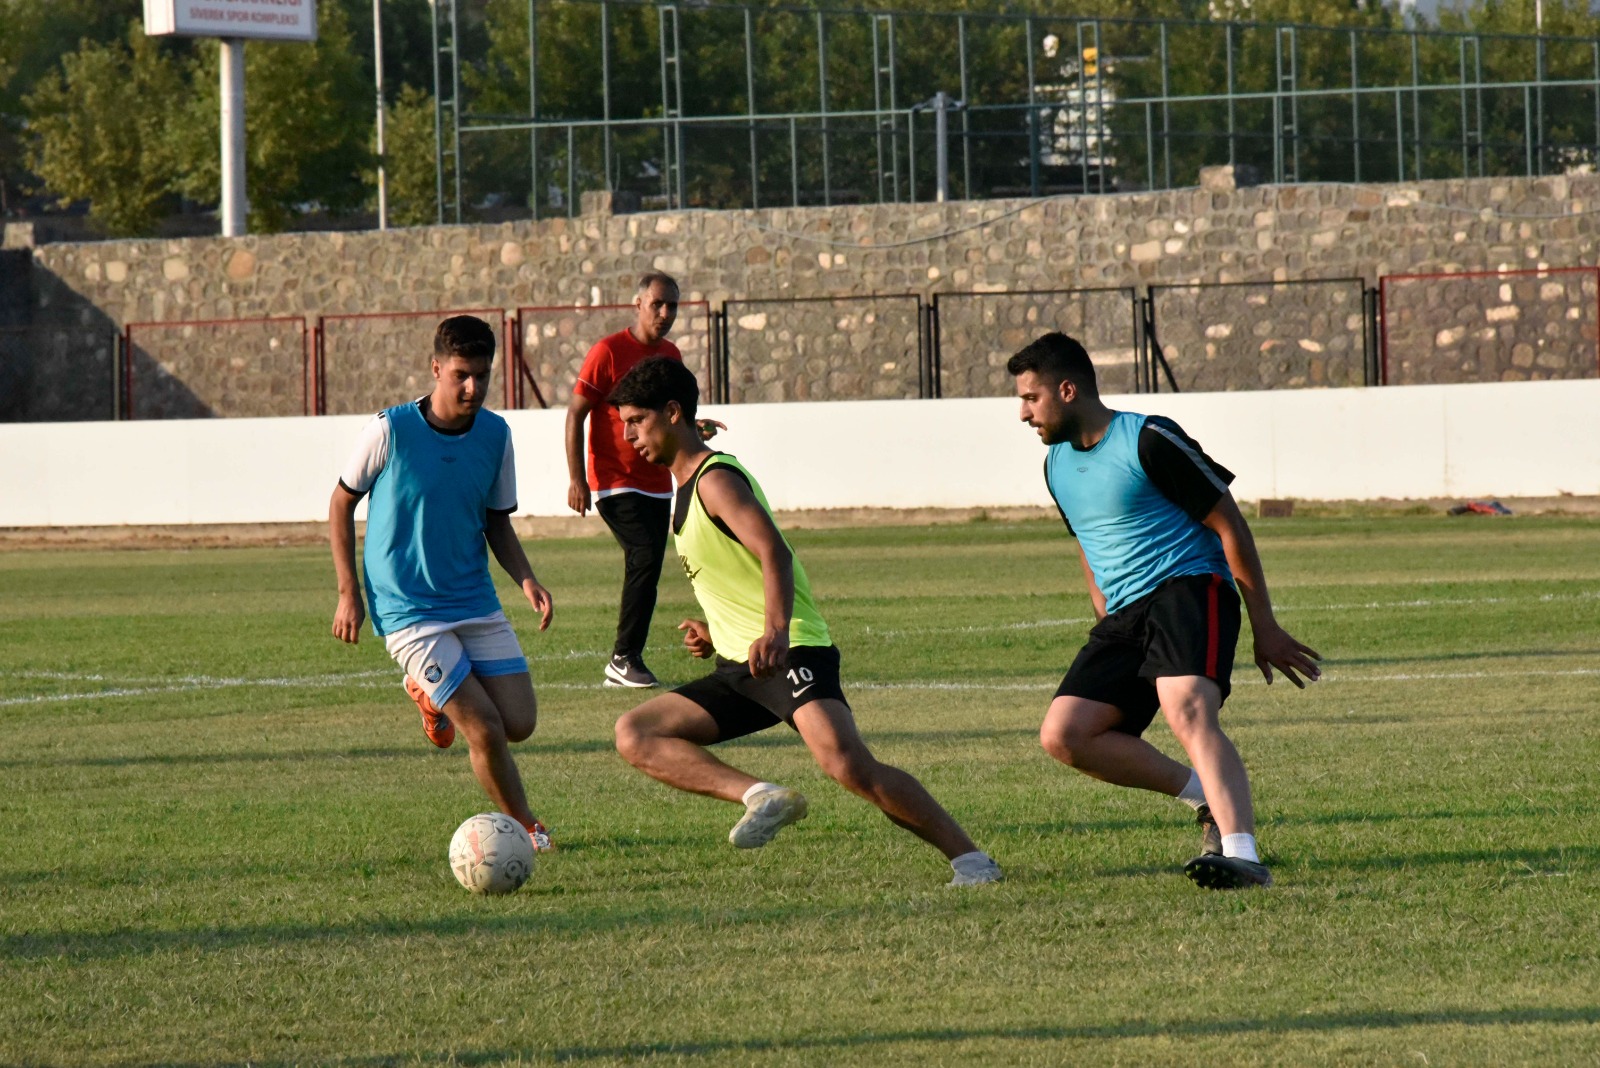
top-left (448, 813), bottom-right (535, 895)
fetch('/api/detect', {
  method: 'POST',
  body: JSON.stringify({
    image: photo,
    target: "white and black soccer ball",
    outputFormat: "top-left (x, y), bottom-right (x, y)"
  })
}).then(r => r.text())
top-left (448, 813), bottom-right (535, 895)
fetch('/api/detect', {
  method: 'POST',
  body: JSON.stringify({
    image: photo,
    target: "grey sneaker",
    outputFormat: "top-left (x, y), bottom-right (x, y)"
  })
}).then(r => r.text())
top-left (604, 654), bottom-right (659, 689)
top-left (1195, 803), bottom-right (1223, 856)
top-left (729, 786), bottom-right (808, 849)
top-left (948, 858), bottom-right (1005, 887)
top-left (1184, 853), bottom-right (1273, 889)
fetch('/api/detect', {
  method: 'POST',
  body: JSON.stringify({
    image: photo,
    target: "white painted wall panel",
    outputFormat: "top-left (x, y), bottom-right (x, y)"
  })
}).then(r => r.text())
top-left (1, 380), bottom-right (1595, 527)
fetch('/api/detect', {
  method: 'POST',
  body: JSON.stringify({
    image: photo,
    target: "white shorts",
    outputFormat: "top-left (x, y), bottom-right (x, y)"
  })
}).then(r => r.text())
top-left (384, 611), bottom-right (528, 708)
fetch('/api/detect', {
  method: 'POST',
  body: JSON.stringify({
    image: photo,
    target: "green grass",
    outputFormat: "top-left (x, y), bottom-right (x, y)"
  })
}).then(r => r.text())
top-left (2, 515), bottom-right (1598, 1066)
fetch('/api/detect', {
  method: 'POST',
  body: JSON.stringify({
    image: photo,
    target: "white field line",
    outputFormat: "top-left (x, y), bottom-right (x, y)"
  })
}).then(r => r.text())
top-left (3, 665), bottom-right (1599, 708)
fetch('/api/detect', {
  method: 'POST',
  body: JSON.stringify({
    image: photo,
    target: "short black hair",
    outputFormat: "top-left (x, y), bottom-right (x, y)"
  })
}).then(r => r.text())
top-left (434, 315), bottom-right (497, 361)
top-left (1006, 332), bottom-right (1097, 394)
top-left (637, 272), bottom-right (680, 296)
top-left (609, 356), bottom-right (699, 421)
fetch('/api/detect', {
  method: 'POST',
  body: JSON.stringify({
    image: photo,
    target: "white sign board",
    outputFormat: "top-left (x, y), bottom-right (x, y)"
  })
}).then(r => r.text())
top-left (144, 0), bottom-right (318, 42)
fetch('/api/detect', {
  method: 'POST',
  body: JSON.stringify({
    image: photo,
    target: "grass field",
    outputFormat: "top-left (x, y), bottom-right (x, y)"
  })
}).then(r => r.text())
top-left (2, 515), bottom-right (1598, 1066)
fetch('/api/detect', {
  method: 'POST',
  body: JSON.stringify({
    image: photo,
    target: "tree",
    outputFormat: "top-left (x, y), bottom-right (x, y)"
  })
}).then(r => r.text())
top-left (170, 2), bottom-right (374, 232)
top-left (24, 23), bottom-right (186, 236)
top-left (383, 84), bottom-right (442, 226)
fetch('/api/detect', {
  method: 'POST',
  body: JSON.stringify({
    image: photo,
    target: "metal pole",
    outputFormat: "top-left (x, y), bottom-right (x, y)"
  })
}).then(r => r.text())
top-left (449, 0), bottom-right (462, 222)
top-left (220, 39), bottom-right (247, 237)
top-left (817, 11), bottom-right (830, 206)
top-left (374, 0), bottom-right (387, 230)
top-left (1226, 25), bottom-right (1236, 167)
top-left (1410, 31), bottom-right (1422, 180)
top-left (1536, 36), bottom-right (1546, 176)
top-left (529, 0), bottom-right (538, 219)
top-left (429, 0), bottom-right (443, 224)
top-left (1395, 88), bottom-right (1405, 181)
top-left (1160, 23), bottom-right (1171, 187)
top-left (745, 8), bottom-right (758, 210)
top-left (934, 91), bottom-right (950, 202)
top-left (958, 16), bottom-right (971, 197)
top-left (1352, 30), bottom-right (1362, 182)
top-left (602, 2), bottom-right (612, 191)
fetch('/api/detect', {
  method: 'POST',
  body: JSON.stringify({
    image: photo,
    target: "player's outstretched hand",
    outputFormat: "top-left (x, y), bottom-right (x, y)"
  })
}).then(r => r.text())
top-left (696, 419), bottom-right (727, 441)
top-left (678, 618), bottom-right (714, 659)
top-left (746, 627), bottom-right (790, 678)
top-left (524, 580), bottom-right (554, 631)
top-left (567, 479), bottom-right (591, 517)
top-left (1254, 623), bottom-right (1321, 688)
top-left (332, 593), bottom-right (364, 645)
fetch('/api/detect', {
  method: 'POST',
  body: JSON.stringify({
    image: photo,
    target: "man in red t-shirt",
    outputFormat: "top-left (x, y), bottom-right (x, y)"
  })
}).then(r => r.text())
top-left (566, 273), bottom-right (683, 688)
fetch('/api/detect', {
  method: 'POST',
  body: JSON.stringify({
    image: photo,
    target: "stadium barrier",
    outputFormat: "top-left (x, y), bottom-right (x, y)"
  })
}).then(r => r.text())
top-left (314, 309), bottom-right (512, 416)
top-left (510, 301), bottom-right (715, 409)
top-left (4, 379), bottom-right (1596, 526)
top-left (1379, 266), bottom-right (1600, 385)
top-left (122, 316), bottom-right (310, 420)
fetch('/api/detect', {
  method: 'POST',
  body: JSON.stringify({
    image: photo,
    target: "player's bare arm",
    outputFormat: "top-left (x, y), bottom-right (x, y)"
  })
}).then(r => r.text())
top-left (1075, 541), bottom-right (1108, 620)
top-left (1202, 493), bottom-right (1322, 687)
top-left (677, 618), bottom-right (715, 658)
top-left (485, 510), bottom-right (554, 631)
top-left (696, 467), bottom-right (794, 676)
top-left (328, 484), bottom-right (365, 644)
top-left (563, 392), bottom-right (594, 515)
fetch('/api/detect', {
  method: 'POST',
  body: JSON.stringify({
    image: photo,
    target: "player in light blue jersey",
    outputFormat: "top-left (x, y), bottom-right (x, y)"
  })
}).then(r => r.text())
top-left (1009, 333), bottom-right (1321, 889)
top-left (330, 315), bottom-right (555, 850)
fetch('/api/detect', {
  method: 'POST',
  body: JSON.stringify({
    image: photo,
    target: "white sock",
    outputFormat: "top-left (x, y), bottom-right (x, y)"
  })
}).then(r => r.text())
top-left (1177, 769), bottom-right (1208, 810)
top-left (742, 782), bottom-right (781, 804)
top-left (950, 851), bottom-right (995, 875)
top-left (1222, 833), bottom-right (1260, 863)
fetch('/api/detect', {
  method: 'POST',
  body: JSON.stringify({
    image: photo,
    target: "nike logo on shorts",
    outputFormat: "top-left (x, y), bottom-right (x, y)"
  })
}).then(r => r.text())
top-left (791, 683), bottom-right (816, 699)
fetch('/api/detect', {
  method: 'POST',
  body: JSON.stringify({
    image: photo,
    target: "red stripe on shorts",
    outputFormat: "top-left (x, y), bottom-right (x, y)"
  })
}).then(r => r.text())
top-left (1205, 574), bottom-right (1221, 678)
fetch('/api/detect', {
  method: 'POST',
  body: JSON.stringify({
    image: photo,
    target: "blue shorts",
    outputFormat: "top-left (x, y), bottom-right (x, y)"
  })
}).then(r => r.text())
top-left (383, 611), bottom-right (528, 708)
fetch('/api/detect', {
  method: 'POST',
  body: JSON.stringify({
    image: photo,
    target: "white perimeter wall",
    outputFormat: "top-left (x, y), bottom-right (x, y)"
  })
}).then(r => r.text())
top-left (2, 380), bottom-right (1596, 527)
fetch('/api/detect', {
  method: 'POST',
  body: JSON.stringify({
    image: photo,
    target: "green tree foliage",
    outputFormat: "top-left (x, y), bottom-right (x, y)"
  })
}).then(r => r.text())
top-left (1, 0), bottom-right (138, 213)
top-left (23, 24), bottom-right (186, 236)
top-left (383, 84), bottom-right (443, 226)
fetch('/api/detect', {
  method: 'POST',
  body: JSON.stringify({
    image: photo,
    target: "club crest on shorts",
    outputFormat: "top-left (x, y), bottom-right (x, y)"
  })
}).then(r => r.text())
top-left (425, 664), bottom-right (443, 683)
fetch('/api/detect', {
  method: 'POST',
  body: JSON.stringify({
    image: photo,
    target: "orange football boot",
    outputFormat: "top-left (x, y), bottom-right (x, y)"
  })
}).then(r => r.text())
top-left (403, 675), bottom-right (456, 748)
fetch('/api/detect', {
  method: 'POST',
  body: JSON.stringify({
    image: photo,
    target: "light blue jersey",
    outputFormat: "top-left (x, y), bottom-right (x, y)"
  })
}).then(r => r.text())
top-left (356, 401), bottom-right (515, 635)
top-left (1045, 411), bottom-right (1232, 615)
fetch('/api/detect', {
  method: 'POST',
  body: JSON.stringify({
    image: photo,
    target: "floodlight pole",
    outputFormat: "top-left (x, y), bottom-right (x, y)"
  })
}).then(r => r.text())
top-left (374, 0), bottom-right (388, 230)
top-left (220, 38), bottom-right (247, 236)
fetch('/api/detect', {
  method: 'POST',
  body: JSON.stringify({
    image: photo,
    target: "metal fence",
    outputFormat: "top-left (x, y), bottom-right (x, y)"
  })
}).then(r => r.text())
top-left (315, 309), bottom-right (511, 416)
top-left (429, 0), bottom-right (1600, 220)
top-left (18, 265), bottom-right (1600, 421)
top-left (511, 301), bottom-right (714, 407)
top-left (930, 287), bottom-right (1141, 397)
top-left (717, 294), bottom-right (925, 402)
top-left (1146, 279), bottom-right (1371, 393)
top-left (123, 317), bottom-right (310, 420)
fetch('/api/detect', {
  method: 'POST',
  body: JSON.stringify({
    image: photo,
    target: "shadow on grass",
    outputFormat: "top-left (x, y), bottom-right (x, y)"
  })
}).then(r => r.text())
top-left (0, 899), bottom-right (877, 963)
top-left (137, 1006), bottom-right (1600, 1066)
top-left (0, 737), bottom-right (619, 770)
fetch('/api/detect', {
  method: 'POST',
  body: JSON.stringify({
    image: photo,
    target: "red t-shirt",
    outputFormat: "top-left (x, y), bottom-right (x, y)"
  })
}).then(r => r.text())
top-left (575, 329), bottom-right (682, 495)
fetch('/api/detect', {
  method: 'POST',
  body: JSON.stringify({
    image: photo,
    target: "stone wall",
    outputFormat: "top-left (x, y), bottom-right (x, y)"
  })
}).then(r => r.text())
top-left (7, 173), bottom-right (1600, 420)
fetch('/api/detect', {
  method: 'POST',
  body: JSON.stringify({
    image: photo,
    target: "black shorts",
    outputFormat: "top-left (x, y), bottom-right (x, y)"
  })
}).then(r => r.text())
top-left (672, 644), bottom-right (848, 743)
top-left (1055, 572), bottom-right (1241, 737)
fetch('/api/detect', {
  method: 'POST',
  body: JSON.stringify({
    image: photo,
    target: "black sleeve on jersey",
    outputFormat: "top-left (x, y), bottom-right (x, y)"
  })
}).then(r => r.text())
top-left (1043, 455), bottom-right (1076, 537)
top-left (1137, 416), bottom-right (1236, 523)
top-left (337, 478), bottom-right (368, 500)
top-left (487, 504), bottom-right (518, 516)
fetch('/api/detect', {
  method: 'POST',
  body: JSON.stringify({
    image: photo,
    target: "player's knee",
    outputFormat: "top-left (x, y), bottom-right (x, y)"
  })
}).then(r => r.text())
top-left (1162, 698), bottom-right (1217, 743)
top-left (613, 712), bottom-right (649, 765)
top-left (456, 713), bottom-right (507, 750)
top-left (505, 704), bottom-right (537, 744)
top-left (1040, 722), bottom-right (1087, 767)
